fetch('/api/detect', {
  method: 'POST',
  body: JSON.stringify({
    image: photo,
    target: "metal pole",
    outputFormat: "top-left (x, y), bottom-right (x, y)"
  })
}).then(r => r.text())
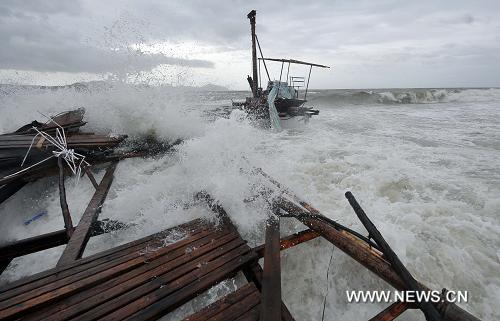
top-left (286, 62), bottom-right (291, 83)
top-left (304, 65), bottom-right (312, 100)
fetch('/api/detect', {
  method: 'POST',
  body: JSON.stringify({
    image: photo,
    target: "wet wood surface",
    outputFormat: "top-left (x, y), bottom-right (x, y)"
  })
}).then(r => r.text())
top-left (369, 301), bottom-right (409, 321)
top-left (0, 219), bottom-right (255, 321)
top-left (56, 161), bottom-right (118, 267)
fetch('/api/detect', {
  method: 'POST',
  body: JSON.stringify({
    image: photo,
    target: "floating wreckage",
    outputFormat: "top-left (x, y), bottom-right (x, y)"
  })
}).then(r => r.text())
top-left (0, 110), bottom-right (480, 320)
top-left (233, 10), bottom-right (329, 129)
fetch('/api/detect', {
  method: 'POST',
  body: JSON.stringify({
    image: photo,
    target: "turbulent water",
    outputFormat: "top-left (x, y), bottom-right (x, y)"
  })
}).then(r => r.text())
top-left (0, 84), bottom-right (499, 320)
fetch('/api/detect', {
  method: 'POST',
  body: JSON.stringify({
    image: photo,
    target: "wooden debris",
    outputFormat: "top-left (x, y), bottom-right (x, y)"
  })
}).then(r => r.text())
top-left (369, 302), bottom-right (410, 321)
top-left (254, 228), bottom-right (319, 259)
top-left (260, 215), bottom-right (282, 321)
top-left (56, 161), bottom-right (118, 267)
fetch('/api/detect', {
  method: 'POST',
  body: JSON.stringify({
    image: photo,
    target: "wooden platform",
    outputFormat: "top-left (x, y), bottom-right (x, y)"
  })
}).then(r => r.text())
top-left (0, 219), bottom-right (260, 321)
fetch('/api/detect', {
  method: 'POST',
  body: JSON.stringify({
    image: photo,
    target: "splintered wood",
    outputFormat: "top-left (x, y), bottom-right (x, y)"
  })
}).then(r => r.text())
top-left (0, 219), bottom-right (256, 321)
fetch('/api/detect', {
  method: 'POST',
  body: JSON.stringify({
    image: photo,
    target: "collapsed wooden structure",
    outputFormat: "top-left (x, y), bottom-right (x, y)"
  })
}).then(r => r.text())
top-left (0, 112), bottom-right (481, 320)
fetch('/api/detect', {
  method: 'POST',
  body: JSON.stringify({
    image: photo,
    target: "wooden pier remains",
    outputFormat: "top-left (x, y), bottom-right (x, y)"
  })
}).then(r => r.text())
top-left (0, 160), bottom-right (482, 320)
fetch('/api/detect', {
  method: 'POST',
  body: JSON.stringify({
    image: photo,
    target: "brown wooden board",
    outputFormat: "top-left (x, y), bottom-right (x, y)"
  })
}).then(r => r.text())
top-left (369, 302), bottom-right (409, 321)
top-left (183, 283), bottom-right (258, 321)
top-left (0, 227), bottom-right (218, 315)
top-left (23, 229), bottom-right (236, 321)
top-left (0, 218), bottom-right (205, 297)
top-left (260, 216), bottom-right (281, 321)
top-left (56, 161), bottom-right (118, 267)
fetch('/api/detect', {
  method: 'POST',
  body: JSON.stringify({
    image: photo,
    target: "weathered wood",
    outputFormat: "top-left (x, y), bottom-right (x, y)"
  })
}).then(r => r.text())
top-left (109, 249), bottom-right (256, 321)
top-left (279, 198), bottom-right (480, 321)
top-left (254, 228), bottom-right (319, 258)
top-left (369, 302), bottom-right (409, 321)
top-left (242, 262), bottom-right (295, 321)
top-left (260, 215), bottom-right (282, 321)
top-left (84, 166), bottom-right (98, 189)
top-left (0, 260), bottom-right (12, 275)
top-left (74, 243), bottom-right (253, 320)
top-left (0, 228), bottom-right (218, 312)
top-left (0, 218), bottom-right (205, 298)
top-left (24, 230), bottom-right (237, 321)
top-left (183, 283), bottom-right (258, 321)
top-left (345, 191), bottom-right (441, 321)
top-left (0, 180), bottom-right (27, 205)
top-left (235, 304), bottom-right (260, 321)
top-left (0, 230), bottom-right (69, 261)
top-left (58, 157), bottom-right (74, 239)
top-left (57, 161), bottom-right (118, 267)
top-left (0, 220), bottom-right (129, 265)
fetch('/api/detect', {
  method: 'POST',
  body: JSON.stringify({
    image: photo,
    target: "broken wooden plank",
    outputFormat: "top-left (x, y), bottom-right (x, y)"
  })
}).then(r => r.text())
top-left (0, 180), bottom-right (27, 205)
top-left (0, 218), bottom-right (205, 297)
top-left (56, 161), bottom-right (118, 267)
top-left (0, 230), bottom-right (69, 262)
top-left (369, 301), bottom-right (409, 321)
top-left (107, 248), bottom-right (256, 321)
top-left (254, 228), bottom-right (319, 258)
top-left (58, 157), bottom-right (74, 239)
top-left (72, 241), bottom-right (253, 320)
top-left (0, 219), bottom-right (129, 263)
top-left (183, 283), bottom-right (258, 321)
top-left (84, 166), bottom-right (98, 189)
top-left (260, 215), bottom-right (282, 321)
top-left (23, 229), bottom-right (237, 321)
top-left (0, 227), bottom-right (219, 311)
top-left (345, 191), bottom-right (441, 321)
top-left (242, 262), bottom-right (295, 321)
top-left (279, 199), bottom-right (480, 321)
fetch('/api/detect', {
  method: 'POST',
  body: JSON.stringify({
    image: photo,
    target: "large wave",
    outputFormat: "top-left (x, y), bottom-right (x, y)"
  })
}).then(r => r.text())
top-left (307, 87), bottom-right (500, 106)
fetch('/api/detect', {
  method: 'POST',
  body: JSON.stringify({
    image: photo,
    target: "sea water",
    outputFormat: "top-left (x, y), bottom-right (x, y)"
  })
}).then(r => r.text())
top-left (0, 84), bottom-right (499, 320)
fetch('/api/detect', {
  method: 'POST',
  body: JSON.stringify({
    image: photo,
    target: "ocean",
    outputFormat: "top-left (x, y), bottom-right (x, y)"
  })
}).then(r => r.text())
top-left (0, 84), bottom-right (499, 320)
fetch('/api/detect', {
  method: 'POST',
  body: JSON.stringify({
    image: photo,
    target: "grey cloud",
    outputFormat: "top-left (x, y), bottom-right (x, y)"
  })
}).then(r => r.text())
top-left (0, 0), bottom-right (214, 73)
top-left (0, 0), bottom-right (499, 87)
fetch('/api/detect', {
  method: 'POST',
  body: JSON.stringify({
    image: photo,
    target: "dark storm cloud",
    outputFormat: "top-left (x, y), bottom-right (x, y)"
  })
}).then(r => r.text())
top-left (0, 0), bottom-right (499, 87)
top-left (0, 0), bottom-right (214, 73)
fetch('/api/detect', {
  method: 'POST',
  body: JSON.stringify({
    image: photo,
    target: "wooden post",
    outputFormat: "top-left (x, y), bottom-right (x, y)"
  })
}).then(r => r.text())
top-left (278, 198), bottom-right (480, 321)
top-left (254, 228), bottom-right (319, 259)
top-left (57, 161), bottom-right (118, 267)
top-left (247, 10), bottom-right (258, 97)
top-left (58, 157), bottom-right (74, 239)
top-left (84, 166), bottom-right (99, 189)
top-left (345, 191), bottom-right (441, 321)
top-left (260, 215), bottom-right (281, 321)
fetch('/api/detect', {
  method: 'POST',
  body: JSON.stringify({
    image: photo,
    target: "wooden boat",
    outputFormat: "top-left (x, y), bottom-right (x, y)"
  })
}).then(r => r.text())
top-left (233, 10), bottom-right (329, 129)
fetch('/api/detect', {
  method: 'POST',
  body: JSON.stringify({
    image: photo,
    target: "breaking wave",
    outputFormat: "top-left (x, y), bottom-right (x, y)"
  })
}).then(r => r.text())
top-left (308, 87), bottom-right (500, 105)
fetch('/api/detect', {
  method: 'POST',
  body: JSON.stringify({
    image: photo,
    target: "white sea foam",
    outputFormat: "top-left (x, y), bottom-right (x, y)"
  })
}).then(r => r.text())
top-left (0, 84), bottom-right (499, 320)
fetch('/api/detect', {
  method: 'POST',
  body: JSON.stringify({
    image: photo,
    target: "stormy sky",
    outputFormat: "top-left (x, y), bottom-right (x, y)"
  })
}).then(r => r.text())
top-left (1, 0), bottom-right (499, 89)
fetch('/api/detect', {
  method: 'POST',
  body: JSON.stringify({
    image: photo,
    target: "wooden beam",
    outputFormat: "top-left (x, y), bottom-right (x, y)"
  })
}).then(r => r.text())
top-left (260, 215), bottom-right (282, 321)
top-left (345, 191), bottom-right (441, 321)
top-left (56, 161), bottom-right (118, 267)
top-left (278, 198), bottom-right (481, 321)
top-left (0, 220), bottom-right (128, 264)
top-left (369, 302), bottom-right (409, 321)
top-left (58, 157), bottom-right (74, 239)
top-left (242, 262), bottom-right (295, 321)
top-left (0, 180), bottom-right (27, 205)
top-left (84, 166), bottom-right (99, 189)
top-left (254, 228), bottom-right (319, 259)
top-left (0, 230), bottom-right (68, 262)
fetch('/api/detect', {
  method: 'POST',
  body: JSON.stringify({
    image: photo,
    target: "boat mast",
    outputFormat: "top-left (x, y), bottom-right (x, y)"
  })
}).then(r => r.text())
top-left (247, 10), bottom-right (258, 98)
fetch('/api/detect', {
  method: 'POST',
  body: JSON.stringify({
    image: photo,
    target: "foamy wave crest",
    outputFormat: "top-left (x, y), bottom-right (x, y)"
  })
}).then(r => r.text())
top-left (0, 81), bottom-right (211, 139)
top-left (308, 88), bottom-right (500, 106)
